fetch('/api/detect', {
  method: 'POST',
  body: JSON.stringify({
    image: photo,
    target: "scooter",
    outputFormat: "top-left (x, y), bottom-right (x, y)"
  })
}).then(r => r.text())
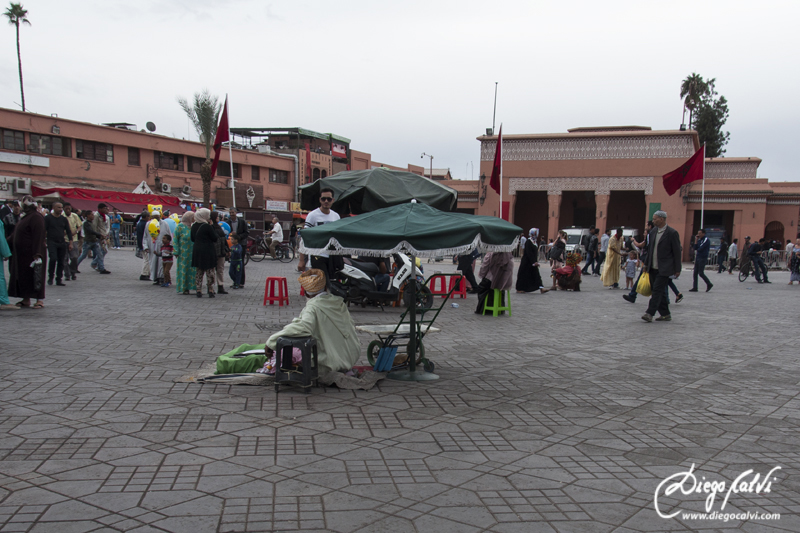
top-left (328, 253), bottom-right (433, 309)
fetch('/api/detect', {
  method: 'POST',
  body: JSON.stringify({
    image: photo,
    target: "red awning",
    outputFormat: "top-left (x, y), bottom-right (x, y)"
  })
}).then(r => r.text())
top-left (32, 186), bottom-right (186, 214)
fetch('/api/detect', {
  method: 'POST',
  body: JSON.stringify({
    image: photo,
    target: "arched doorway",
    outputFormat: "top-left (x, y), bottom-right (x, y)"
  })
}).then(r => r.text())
top-left (321, 170), bottom-right (327, 179)
top-left (313, 168), bottom-right (321, 181)
top-left (764, 221), bottom-right (784, 243)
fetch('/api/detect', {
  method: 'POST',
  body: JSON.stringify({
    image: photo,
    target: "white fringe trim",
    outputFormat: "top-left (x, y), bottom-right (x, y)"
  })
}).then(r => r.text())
top-left (299, 234), bottom-right (520, 258)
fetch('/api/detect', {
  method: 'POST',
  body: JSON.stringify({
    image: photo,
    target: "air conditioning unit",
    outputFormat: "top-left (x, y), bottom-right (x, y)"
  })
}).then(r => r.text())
top-left (181, 185), bottom-right (191, 195)
top-left (161, 183), bottom-right (172, 193)
top-left (14, 178), bottom-right (31, 194)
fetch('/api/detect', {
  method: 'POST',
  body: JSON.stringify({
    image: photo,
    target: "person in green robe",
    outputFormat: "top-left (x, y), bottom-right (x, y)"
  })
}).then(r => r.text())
top-left (267, 269), bottom-right (360, 375)
top-left (173, 211), bottom-right (197, 295)
top-left (1, 219), bottom-right (21, 310)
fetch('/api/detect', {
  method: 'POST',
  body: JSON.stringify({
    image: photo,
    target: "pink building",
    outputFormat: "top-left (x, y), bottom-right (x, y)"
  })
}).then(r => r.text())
top-left (475, 126), bottom-right (800, 259)
top-left (0, 107), bottom-right (296, 220)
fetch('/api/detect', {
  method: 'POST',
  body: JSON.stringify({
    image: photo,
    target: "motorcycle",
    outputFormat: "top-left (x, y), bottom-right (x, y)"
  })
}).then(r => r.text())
top-left (328, 252), bottom-right (433, 309)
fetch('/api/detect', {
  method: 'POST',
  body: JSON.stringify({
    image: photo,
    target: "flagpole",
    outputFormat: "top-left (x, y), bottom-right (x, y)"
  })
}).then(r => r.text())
top-left (226, 94), bottom-right (236, 209)
top-left (499, 124), bottom-right (503, 220)
top-left (700, 143), bottom-right (706, 229)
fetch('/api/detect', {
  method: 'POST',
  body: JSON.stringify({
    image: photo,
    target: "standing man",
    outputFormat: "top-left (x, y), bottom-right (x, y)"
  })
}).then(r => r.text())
top-left (136, 209), bottom-right (150, 281)
top-left (109, 208), bottom-right (123, 249)
top-left (265, 216), bottom-right (283, 260)
top-left (298, 187), bottom-right (340, 279)
top-left (44, 202), bottom-right (73, 287)
top-left (2, 200), bottom-right (20, 240)
top-left (749, 238), bottom-right (771, 284)
top-left (596, 229), bottom-right (610, 276)
top-left (717, 238), bottom-right (729, 274)
top-left (76, 211), bottom-right (110, 274)
top-left (727, 238), bottom-right (738, 275)
top-left (63, 203), bottom-right (82, 280)
top-left (641, 210), bottom-right (682, 323)
top-left (582, 228), bottom-right (599, 275)
top-left (91, 203), bottom-right (110, 271)
top-left (229, 208), bottom-right (249, 286)
top-left (690, 229), bottom-right (713, 292)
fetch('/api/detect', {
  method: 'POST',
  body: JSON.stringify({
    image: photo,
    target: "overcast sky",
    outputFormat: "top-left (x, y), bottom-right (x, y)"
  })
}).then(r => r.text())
top-left (2, 0), bottom-right (797, 181)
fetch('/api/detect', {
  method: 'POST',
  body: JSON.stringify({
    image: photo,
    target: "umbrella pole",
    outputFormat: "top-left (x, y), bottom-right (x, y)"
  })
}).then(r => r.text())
top-left (387, 253), bottom-right (439, 382)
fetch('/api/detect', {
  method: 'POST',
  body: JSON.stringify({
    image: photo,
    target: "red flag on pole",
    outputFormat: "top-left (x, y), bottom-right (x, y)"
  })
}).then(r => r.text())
top-left (662, 145), bottom-right (704, 196)
top-left (489, 126), bottom-right (502, 194)
top-left (210, 96), bottom-right (230, 179)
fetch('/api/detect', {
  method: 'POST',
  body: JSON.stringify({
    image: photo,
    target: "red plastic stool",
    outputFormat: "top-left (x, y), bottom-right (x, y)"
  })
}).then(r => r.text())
top-left (428, 274), bottom-right (449, 298)
top-left (448, 275), bottom-right (467, 299)
top-left (264, 277), bottom-right (290, 306)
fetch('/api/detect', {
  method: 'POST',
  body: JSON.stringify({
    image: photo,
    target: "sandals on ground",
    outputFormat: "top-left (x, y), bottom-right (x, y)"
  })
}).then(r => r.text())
top-left (32, 302), bottom-right (44, 309)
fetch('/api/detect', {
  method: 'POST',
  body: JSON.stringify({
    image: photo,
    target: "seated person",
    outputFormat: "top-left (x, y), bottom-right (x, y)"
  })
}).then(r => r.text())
top-left (267, 269), bottom-right (360, 375)
top-left (355, 255), bottom-right (391, 292)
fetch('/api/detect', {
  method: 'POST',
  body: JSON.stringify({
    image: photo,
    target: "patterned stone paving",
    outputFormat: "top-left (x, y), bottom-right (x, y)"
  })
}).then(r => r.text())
top-left (2, 251), bottom-right (800, 532)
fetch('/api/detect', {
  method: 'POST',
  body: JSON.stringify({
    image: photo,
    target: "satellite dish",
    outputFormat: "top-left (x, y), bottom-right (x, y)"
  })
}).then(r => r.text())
top-left (146, 122), bottom-right (156, 132)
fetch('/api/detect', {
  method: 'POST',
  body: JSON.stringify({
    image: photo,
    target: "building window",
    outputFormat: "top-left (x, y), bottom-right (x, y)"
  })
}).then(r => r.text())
top-left (216, 162), bottom-right (239, 179)
top-left (29, 134), bottom-right (71, 157)
top-left (270, 169), bottom-right (289, 184)
top-left (251, 166), bottom-right (260, 181)
top-left (187, 156), bottom-right (204, 173)
top-left (154, 151), bottom-right (184, 171)
top-left (128, 147), bottom-right (140, 166)
top-left (76, 140), bottom-right (114, 162)
top-left (1, 129), bottom-right (25, 151)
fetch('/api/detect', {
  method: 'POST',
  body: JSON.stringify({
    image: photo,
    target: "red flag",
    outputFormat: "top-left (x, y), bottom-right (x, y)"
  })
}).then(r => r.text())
top-left (210, 96), bottom-right (230, 179)
top-left (489, 126), bottom-right (502, 194)
top-left (662, 145), bottom-right (704, 196)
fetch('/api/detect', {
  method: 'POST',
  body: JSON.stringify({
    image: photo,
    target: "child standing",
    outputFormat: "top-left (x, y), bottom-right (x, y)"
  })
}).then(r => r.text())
top-left (229, 234), bottom-right (243, 289)
top-left (625, 250), bottom-right (640, 290)
top-left (158, 234), bottom-right (174, 287)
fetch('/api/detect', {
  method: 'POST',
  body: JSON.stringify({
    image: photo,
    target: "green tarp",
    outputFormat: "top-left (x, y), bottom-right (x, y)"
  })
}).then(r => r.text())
top-left (299, 202), bottom-right (521, 258)
top-left (299, 168), bottom-right (458, 215)
top-left (215, 344), bottom-right (268, 374)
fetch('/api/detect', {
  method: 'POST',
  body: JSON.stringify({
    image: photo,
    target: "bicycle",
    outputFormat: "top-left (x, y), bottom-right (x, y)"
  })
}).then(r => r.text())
top-left (738, 260), bottom-right (751, 282)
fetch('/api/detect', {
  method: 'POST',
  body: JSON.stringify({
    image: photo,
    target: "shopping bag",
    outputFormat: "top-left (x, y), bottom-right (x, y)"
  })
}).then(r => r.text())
top-left (636, 271), bottom-right (652, 297)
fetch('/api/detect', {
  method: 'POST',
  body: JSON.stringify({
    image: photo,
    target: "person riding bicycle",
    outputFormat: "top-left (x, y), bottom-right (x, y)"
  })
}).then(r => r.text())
top-left (264, 216), bottom-right (283, 260)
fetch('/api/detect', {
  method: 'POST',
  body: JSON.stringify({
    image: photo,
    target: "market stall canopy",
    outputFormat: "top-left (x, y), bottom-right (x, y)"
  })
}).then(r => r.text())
top-left (31, 186), bottom-right (185, 214)
top-left (299, 168), bottom-right (458, 215)
top-left (299, 201), bottom-right (521, 258)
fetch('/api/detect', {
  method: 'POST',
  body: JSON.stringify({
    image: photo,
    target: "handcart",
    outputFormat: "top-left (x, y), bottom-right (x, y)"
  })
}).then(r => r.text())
top-left (358, 274), bottom-right (462, 374)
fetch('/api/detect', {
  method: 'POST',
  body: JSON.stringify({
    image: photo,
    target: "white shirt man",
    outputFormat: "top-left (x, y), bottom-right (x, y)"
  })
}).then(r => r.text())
top-left (266, 217), bottom-right (284, 259)
top-left (298, 189), bottom-right (340, 272)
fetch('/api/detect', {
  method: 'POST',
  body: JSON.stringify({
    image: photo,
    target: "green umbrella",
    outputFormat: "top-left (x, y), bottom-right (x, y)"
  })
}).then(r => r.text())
top-left (299, 168), bottom-right (458, 215)
top-left (299, 201), bottom-right (521, 382)
top-left (299, 201), bottom-right (521, 258)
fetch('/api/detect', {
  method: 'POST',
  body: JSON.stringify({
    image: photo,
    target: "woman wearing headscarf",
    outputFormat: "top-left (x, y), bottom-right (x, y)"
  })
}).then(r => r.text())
top-left (210, 211), bottom-right (229, 294)
top-left (515, 228), bottom-right (550, 294)
top-left (173, 211), bottom-right (196, 295)
top-left (191, 208), bottom-right (218, 298)
top-left (7, 196), bottom-right (47, 309)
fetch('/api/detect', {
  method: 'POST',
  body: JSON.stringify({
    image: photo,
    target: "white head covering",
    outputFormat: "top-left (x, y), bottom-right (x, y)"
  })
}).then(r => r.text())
top-left (195, 208), bottom-right (211, 224)
top-left (529, 228), bottom-right (539, 240)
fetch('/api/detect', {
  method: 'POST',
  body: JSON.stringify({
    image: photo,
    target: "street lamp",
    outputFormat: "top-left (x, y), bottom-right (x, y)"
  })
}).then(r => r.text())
top-left (421, 152), bottom-right (433, 180)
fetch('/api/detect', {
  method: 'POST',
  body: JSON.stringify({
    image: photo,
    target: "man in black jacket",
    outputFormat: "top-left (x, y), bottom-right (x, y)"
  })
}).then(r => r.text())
top-left (44, 202), bottom-right (73, 286)
top-left (642, 210), bottom-right (682, 323)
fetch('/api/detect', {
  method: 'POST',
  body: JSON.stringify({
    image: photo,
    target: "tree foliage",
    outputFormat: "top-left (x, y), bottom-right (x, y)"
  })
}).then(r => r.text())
top-left (177, 90), bottom-right (221, 205)
top-left (679, 73), bottom-right (730, 158)
top-left (4, 2), bottom-right (30, 112)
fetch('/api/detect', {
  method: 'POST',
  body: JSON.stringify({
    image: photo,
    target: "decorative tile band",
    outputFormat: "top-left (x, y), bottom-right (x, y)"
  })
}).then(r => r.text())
top-left (481, 136), bottom-right (695, 161)
top-left (509, 177), bottom-right (654, 196)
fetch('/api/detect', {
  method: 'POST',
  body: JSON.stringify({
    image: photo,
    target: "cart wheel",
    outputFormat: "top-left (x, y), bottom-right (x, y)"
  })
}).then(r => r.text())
top-left (423, 360), bottom-right (435, 373)
top-left (367, 340), bottom-right (383, 367)
top-left (398, 338), bottom-right (424, 365)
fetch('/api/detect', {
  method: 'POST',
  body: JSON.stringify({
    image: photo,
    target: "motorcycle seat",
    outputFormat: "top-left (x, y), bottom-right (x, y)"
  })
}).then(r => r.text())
top-left (348, 259), bottom-right (381, 275)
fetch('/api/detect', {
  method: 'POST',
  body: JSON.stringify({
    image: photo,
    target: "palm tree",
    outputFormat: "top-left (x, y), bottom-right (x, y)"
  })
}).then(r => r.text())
top-left (178, 90), bottom-right (221, 206)
top-left (4, 2), bottom-right (31, 112)
top-left (680, 73), bottom-right (708, 129)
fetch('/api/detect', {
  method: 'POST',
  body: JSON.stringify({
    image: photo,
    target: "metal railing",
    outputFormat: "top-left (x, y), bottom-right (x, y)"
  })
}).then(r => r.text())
top-left (705, 249), bottom-right (792, 270)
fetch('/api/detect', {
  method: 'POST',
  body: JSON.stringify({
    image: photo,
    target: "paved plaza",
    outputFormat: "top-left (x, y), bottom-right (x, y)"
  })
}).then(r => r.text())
top-left (1, 249), bottom-right (799, 532)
